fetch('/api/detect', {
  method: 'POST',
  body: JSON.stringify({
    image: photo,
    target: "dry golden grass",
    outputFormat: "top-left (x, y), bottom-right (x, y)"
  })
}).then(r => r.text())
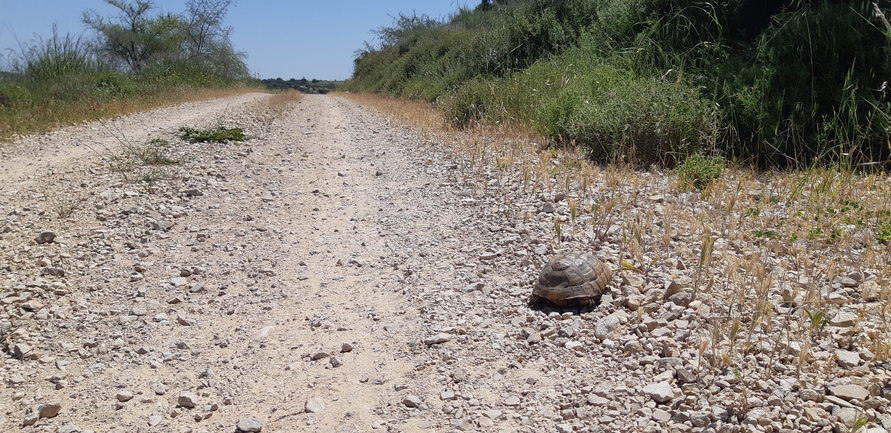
top-left (264, 89), bottom-right (304, 115)
top-left (335, 92), bottom-right (443, 131)
top-left (0, 87), bottom-right (262, 143)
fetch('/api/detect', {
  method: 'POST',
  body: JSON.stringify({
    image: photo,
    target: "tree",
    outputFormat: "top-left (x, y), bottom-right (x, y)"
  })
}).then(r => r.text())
top-left (82, 0), bottom-right (247, 79)
top-left (83, 0), bottom-right (184, 72)
top-left (183, 0), bottom-right (234, 59)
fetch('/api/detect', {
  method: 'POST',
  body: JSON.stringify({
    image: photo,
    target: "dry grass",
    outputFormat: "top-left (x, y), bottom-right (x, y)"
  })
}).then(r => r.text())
top-left (335, 92), bottom-right (443, 131)
top-left (339, 92), bottom-right (891, 379)
top-left (264, 89), bottom-right (304, 117)
top-left (1, 87), bottom-right (261, 143)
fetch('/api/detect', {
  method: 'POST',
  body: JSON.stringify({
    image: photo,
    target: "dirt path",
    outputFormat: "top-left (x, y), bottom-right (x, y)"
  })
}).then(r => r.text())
top-left (3, 94), bottom-right (891, 433)
top-left (0, 94), bottom-right (528, 433)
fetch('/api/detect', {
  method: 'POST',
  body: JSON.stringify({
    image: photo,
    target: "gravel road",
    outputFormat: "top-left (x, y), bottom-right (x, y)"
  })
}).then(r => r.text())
top-left (1, 94), bottom-right (890, 433)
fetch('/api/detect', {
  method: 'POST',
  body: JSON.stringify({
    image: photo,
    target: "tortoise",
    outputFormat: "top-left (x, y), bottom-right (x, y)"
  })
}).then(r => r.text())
top-left (530, 251), bottom-right (612, 306)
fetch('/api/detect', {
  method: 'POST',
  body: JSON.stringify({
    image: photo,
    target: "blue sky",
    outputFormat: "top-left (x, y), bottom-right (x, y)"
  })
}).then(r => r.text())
top-left (0, 1), bottom-right (468, 80)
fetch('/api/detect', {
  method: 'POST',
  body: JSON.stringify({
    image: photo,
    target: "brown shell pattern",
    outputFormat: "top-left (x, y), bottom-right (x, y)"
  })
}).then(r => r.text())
top-left (531, 251), bottom-right (612, 306)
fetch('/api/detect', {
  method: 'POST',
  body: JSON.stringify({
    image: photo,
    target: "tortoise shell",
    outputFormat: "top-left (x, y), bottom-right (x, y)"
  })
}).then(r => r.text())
top-left (530, 251), bottom-right (612, 306)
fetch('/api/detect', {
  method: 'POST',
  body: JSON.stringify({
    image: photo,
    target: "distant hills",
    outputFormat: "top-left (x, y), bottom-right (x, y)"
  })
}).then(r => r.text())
top-left (260, 78), bottom-right (340, 94)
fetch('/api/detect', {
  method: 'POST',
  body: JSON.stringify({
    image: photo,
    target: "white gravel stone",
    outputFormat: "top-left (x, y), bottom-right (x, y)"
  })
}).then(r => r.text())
top-left (305, 397), bottom-right (325, 413)
top-left (642, 382), bottom-right (675, 403)
top-left (177, 391), bottom-right (197, 408)
top-left (236, 417), bottom-right (264, 432)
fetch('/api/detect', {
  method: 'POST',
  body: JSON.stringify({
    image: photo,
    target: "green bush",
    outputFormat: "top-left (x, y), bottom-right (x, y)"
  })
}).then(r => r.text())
top-left (535, 65), bottom-right (713, 165)
top-left (676, 154), bottom-right (725, 191)
top-left (442, 79), bottom-right (492, 127)
top-left (347, 0), bottom-right (891, 168)
top-left (94, 71), bottom-right (136, 98)
top-left (0, 82), bottom-right (32, 109)
top-left (179, 126), bottom-right (245, 142)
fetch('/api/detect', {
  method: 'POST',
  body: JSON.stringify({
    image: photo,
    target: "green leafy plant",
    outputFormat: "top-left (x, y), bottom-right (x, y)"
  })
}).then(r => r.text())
top-left (179, 126), bottom-right (245, 142)
top-left (804, 309), bottom-right (830, 335)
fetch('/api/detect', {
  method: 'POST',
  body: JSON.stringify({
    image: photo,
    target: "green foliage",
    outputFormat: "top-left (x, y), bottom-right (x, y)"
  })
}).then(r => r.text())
top-left (676, 154), bottom-right (725, 190)
top-left (804, 309), bottom-right (830, 334)
top-left (0, 1), bottom-right (252, 140)
top-left (83, 0), bottom-right (248, 80)
top-left (17, 25), bottom-right (103, 81)
top-left (532, 61), bottom-right (714, 164)
top-left (261, 77), bottom-right (340, 94)
top-left (0, 82), bottom-right (32, 109)
top-left (83, 0), bottom-right (185, 73)
top-left (442, 79), bottom-right (491, 127)
top-left (347, 0), bottom-right (891, 168)
top-left (179, 126), bottom-right (245, 142)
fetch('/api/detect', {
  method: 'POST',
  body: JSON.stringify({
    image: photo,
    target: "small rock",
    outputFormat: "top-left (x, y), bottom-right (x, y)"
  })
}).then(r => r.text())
top-left (423, 333), bottom-right (452, 345)
top-left (340, 342), bottom-right (353, 352)
top-left (41, 267), bottom-right (65, 277)
top-left (587, 394), bottom-right (608, 405)
top-left (676, 368), bottom-right (697, 384)
top-left (305, 397), bottom-right (325, 413)
top-left (148, 415), bottom-right (163, 427)
top-left (451, 418), bottom-right (474, 431)
top-left (835, 350), bottom-right (862, 368)
top-left (236, 417), bottom-right (264, 432)
top-left (831, 311), bottom-right (859, 327)
top-left (556, 423), bottom-right (574, 433)
top-left (23, 411), bottom-right (39, 426)
top-left (479, 251), bottom-right (498, 261)
top-left (35, 231), bottom-right (56, 244)
top-left (178, 391), bottom-right (198, 408)
top-left (829, 384), bottom-right (870, 401)
top-left (402, 395), bottom-right (422, 408)
top-left (642, 382), bottom-right (675, 403)
top-left (462, 282), bottom-right (485, 293)
top-left (152, 220), bottom-right (174, 230)
top-left (329, 357), bottom-right (342, 368)
top-left (8, 374), bottom-right (26, 385)
top-left (13, 342), bottom-right (35, 360)
top-left (800, 388), bottom-right (824, 402)
top-left (652, 408), bottom-right (671, 422)
top-left (503, 396), bottom-right (521, 406)
top-left (594, 311), bottom-right (627, 341)
top-left (564, 341), bottom-right (584, 353)
top-left (56, 424), bottom-right (81, 433)
top-left (667, 291), bottom-right (695, 307)
top-left (38, 403), bottom-right (62, 418)
top-left (116, 391), bottom-right (134, 402)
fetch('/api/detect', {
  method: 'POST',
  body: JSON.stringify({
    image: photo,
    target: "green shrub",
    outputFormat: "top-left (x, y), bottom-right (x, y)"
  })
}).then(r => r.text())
top-left (534, 63), bottom-right (713, 165)
top-left (179, 126), bottom-right (245, 142)
top-left (94, 71), bottom-right (136, 98)
top-left (347, 0), bottom-right (891, 168)
top-left (0, 82), bottom-right (32, 109)
top-left (676, 154), bottom-right (725, 190)
top-left (442, 79), bottom-right (492, 127)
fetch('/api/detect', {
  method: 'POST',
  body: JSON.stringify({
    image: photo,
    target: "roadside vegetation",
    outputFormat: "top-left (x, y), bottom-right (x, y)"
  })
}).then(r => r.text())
top-left (341, 89), bottom-right (891, 394)
top-left (0, 0), bottom-right (255, 142)
top-left (261, 77), bottom-right (340, 94)
top-left (344, 0), bottom-right (891, 170)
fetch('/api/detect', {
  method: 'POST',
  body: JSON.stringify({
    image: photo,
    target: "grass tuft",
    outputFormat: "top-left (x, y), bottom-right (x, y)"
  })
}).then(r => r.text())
top-left (677, 154), bottom-right (725, 191)
top-left (179, 126), bottom-right (245, 143)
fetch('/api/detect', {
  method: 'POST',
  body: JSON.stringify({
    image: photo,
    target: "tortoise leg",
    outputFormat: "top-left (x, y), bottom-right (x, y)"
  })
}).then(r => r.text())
top-left (527, 294), bottom-right (545, 306)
